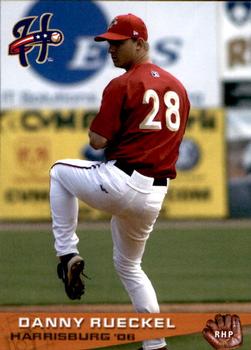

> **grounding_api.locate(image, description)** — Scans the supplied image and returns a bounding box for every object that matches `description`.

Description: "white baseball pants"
[50,159,169,350]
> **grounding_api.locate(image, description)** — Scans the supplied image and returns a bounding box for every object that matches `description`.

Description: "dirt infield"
[1,218,251,231]
[1,303,251,313]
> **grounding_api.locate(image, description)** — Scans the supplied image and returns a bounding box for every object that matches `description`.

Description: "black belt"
[114,161,167,186]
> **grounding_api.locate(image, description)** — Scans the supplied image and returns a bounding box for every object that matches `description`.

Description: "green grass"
[0,226,251,305]
[0,226,251,349]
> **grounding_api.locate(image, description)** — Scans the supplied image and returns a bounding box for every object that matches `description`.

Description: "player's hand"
[202,314,243,349]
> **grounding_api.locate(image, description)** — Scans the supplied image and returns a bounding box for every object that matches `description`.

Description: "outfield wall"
[0,108,227,220]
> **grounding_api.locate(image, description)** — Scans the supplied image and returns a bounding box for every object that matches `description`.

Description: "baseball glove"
[202,314,243,349]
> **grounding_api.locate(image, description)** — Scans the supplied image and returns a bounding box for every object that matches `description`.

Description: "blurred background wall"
[1,1,251,220]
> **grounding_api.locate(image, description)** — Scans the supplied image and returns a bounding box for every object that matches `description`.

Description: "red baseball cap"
[94,13,148,42]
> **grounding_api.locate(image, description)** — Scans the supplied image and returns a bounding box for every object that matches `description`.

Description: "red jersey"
[90,62,190,179]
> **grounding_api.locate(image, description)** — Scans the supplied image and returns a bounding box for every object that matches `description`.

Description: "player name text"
[18,317,176,329]
[90,317,176,329]
[19,317,84,329]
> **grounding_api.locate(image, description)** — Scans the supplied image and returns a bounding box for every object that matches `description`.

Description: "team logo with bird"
[8,13,64,67]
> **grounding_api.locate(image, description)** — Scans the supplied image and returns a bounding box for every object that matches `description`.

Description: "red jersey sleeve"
[90,78,125,141]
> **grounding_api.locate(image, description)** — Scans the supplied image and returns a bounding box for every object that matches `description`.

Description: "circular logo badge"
[26,0,108,84]
[225,1,251,26]
[176,138,200,171]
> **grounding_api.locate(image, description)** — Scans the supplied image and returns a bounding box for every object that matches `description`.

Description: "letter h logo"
[9,13,64,67]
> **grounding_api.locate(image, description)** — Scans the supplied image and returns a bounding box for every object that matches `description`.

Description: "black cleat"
[57,254,88,300]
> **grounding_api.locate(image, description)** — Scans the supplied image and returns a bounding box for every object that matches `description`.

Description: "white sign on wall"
[219,1,251,80]
[1,1,220,109]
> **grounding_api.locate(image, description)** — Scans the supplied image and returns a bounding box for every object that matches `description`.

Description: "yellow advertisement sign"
[163,109,227,218]
[0,109,102,220]
[0,109,227,220]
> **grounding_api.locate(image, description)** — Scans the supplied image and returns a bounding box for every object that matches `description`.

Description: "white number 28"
[139,89,180,131]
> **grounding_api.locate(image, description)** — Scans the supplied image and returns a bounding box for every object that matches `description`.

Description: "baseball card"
[1,1,251,350]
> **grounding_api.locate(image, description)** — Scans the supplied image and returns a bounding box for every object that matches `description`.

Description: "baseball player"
[50,13,190,350]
